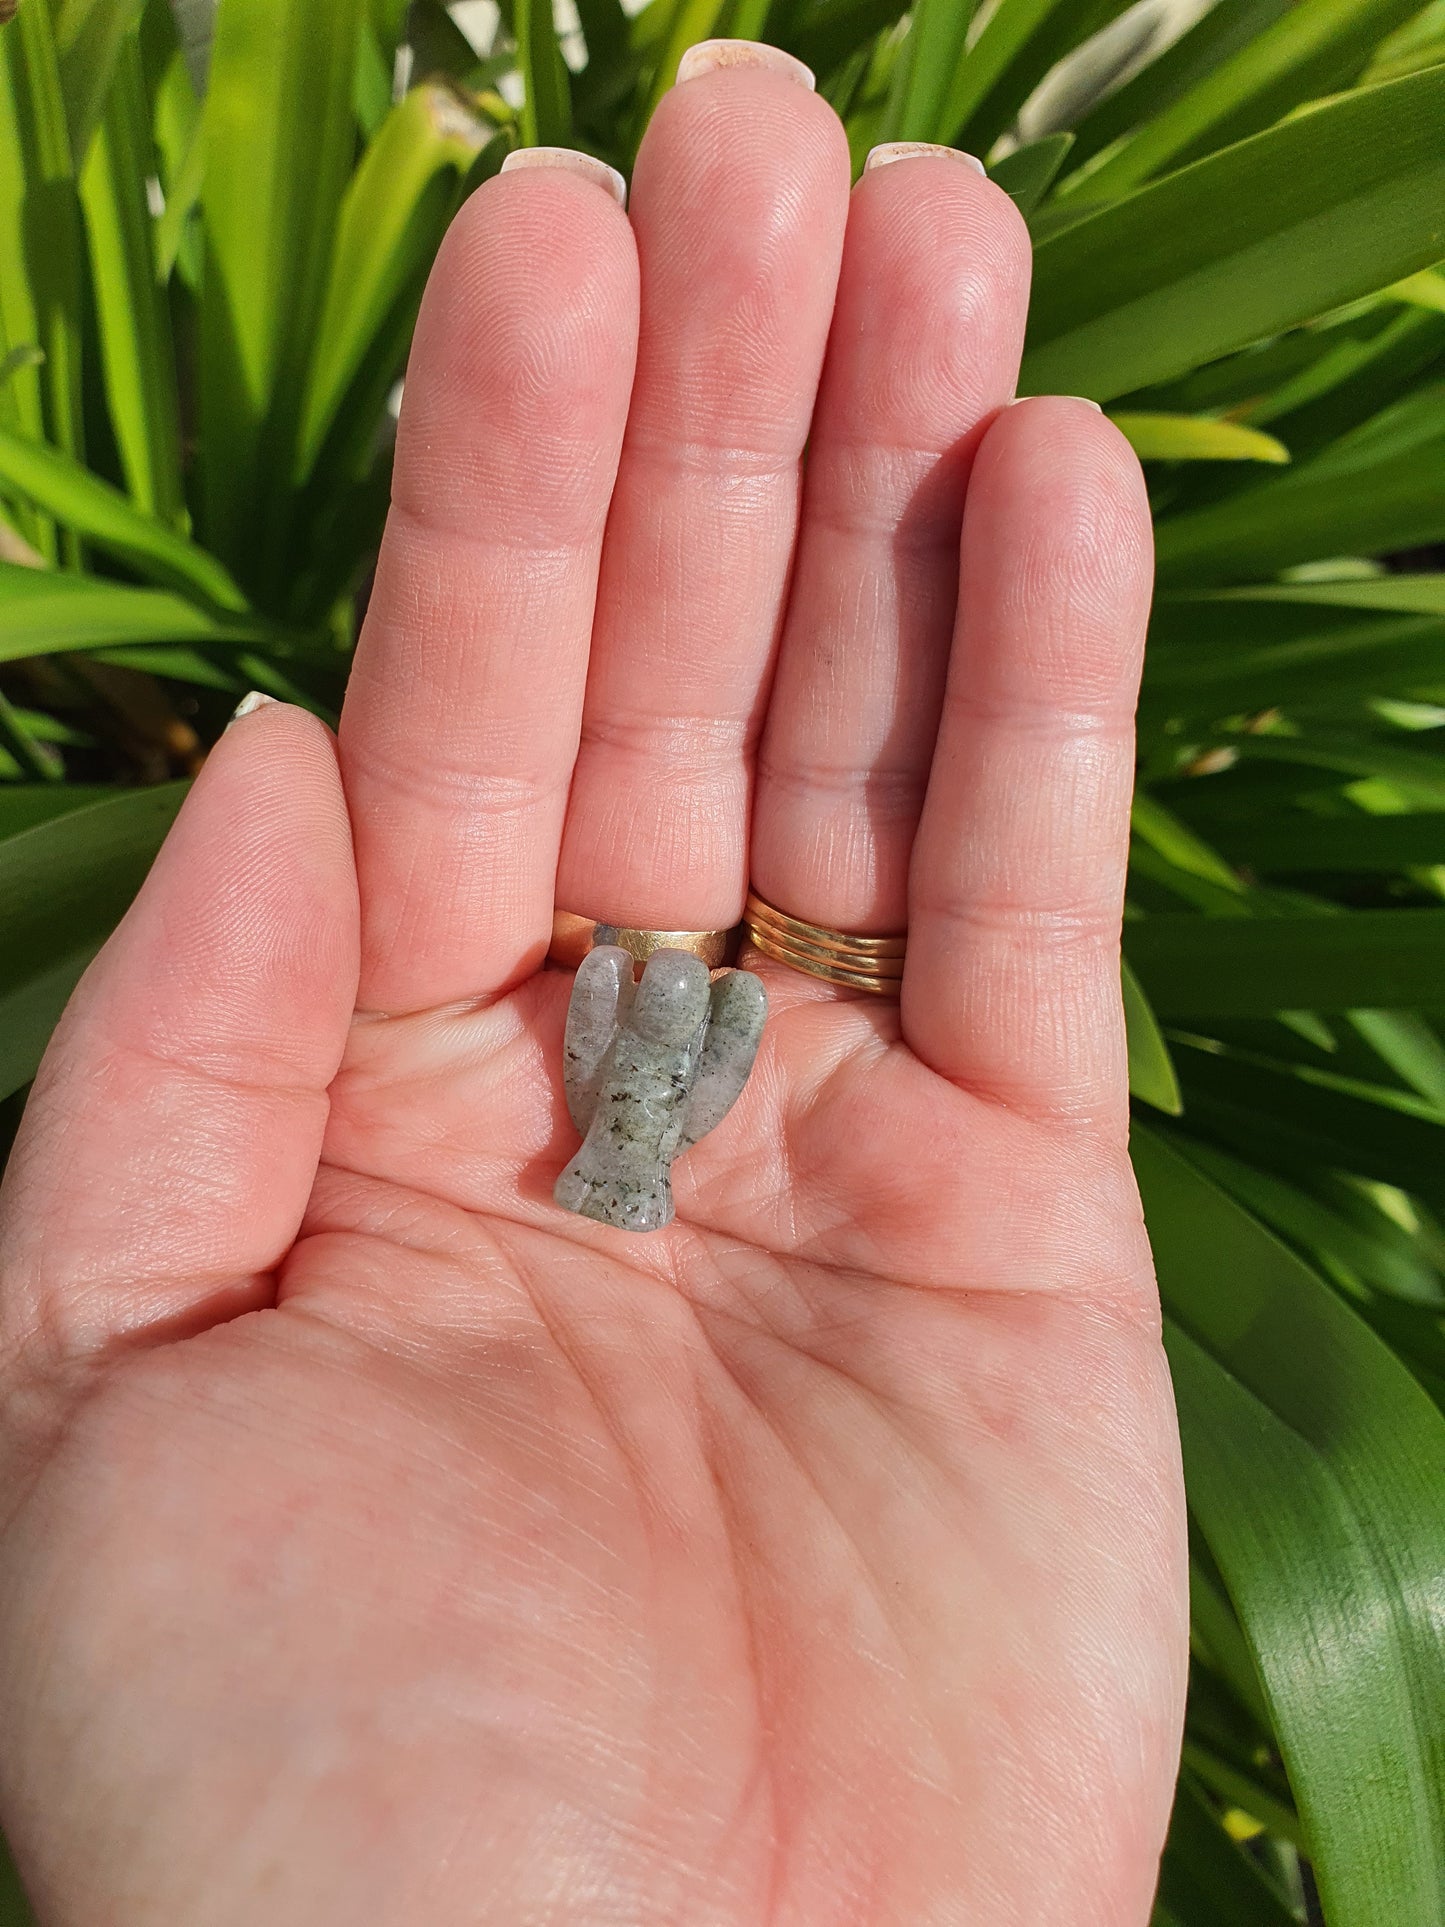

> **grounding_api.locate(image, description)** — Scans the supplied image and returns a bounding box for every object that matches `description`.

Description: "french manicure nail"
[676,40,815,89]
[1010,395,1104,411]
[226,689,280,730]
[864,141,986,175]
[499,146,628,208]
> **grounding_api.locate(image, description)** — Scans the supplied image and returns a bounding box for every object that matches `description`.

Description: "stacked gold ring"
[743,892,906,997]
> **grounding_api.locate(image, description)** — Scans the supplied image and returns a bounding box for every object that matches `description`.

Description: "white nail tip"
[675,40,815,90]
[226,690,280,729]
[1009,395,1104,411]
[499,147,628,207]
[864,141,987,175]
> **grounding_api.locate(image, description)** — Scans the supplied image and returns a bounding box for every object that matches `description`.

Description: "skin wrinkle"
[691,1304,976,1919]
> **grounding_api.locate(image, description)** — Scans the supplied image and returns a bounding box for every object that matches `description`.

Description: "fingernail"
[1010,394,1104,411]
[864,141,986,175]
[225,689,280,730]
[499,146,628,208]
[676,40,815,89]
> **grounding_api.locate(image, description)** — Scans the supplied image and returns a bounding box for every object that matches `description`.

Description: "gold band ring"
[549,911,738,974]
[742,892,906,998]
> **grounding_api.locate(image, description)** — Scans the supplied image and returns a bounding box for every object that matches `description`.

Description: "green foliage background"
[2,0,1445,1921]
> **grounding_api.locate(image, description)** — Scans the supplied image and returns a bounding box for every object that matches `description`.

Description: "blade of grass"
[1138,1124,1445,1927]
[0,561,275,659]
[987,131,1073,217]
[1113,413,1290,463]
[516,0,573,145]
[1155,383,1445,584]
[1066,0,1428,205]
[294,84,487,487]
[1125,957,1183,1113]
[0,780,187,1098]
[941,0,1135,154]
[199,0,365,594]
[1126,907,1445,1015]
[878,0,979,143]
[1067,0,1293,172]
[0,0,86,534]
[0,428,245,607]
[1156,1773,1300,1927]
[1021,64,1445,403]
[49,0,146,164]
[78,32,184,522]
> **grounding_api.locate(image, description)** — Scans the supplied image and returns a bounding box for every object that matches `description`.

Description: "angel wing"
[679,969,767,1151]
[561,945,635,1133]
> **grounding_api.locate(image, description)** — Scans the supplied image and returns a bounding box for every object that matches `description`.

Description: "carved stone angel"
[554,946,767,1232]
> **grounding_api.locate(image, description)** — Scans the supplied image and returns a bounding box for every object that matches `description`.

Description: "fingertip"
[977,395,1154,574]
[393,157,640,542]
[641,43,850,208]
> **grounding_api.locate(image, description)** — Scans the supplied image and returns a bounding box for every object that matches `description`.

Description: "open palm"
[0,52,1185,1927]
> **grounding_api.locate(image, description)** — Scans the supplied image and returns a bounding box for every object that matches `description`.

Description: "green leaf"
[1213,809,1445,874]
[1067,0,1428,204]
[0,561,275,661]
[516,0,573,144]
[1156,1773,1299,1927]
[940,0,1134,155]
[1127,907,1445,1016]
[77,33,184,523]
[1183,1131,1445,1309]
[1142,607,1445,719]
[986,132,1073,217]
[1067,0,1294,173]
[789,0,910,83]
[1201,574,1445,617]
[1020,64,1445,404]
[1124,956,1183,1113]
[0,428,247,609]
[1132,791,1248,895]
[153,103,204,285]
[1222,732,1445,806]
[1137,1125,1445,1927]
[1113,412,1290,463]
[0,0,86,534]
[0,780,186,1099]
[641,0,725,128]
[1155,383,1445,585]
[880,0,979,144]
[1389,267,1445,315]
[1172,1040,1445,1208]
[294,83,487,487]
[49,0,147,164]
[91,644,243,691]
[0,782,118,834]
[199,0,365,592]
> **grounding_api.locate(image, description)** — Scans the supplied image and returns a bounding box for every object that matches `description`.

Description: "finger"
[0,701,359,1392]
[904,399,1153,1125]
[751,145,1031,932]
[552,45,851,931]
[340,158,639,1012]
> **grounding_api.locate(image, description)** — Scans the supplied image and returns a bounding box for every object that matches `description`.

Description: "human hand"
[0,46,1185,1926]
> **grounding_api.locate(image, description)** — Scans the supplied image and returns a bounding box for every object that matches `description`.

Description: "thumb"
[0,697,359,1396]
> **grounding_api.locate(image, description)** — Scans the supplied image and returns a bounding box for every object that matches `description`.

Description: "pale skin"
[0,50,1187,1927]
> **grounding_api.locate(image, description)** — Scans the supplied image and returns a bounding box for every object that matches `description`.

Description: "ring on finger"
[742,891,906,997]
[549,910,738,975]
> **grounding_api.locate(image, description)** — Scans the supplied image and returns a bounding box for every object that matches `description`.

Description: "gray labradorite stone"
[554,946,767,1233]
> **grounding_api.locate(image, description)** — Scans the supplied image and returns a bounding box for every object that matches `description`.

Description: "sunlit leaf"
[1138,1126,1445,1927]
[1022,65,1445,402]
[1113,412,1290,463]
[0,781,186,1099]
